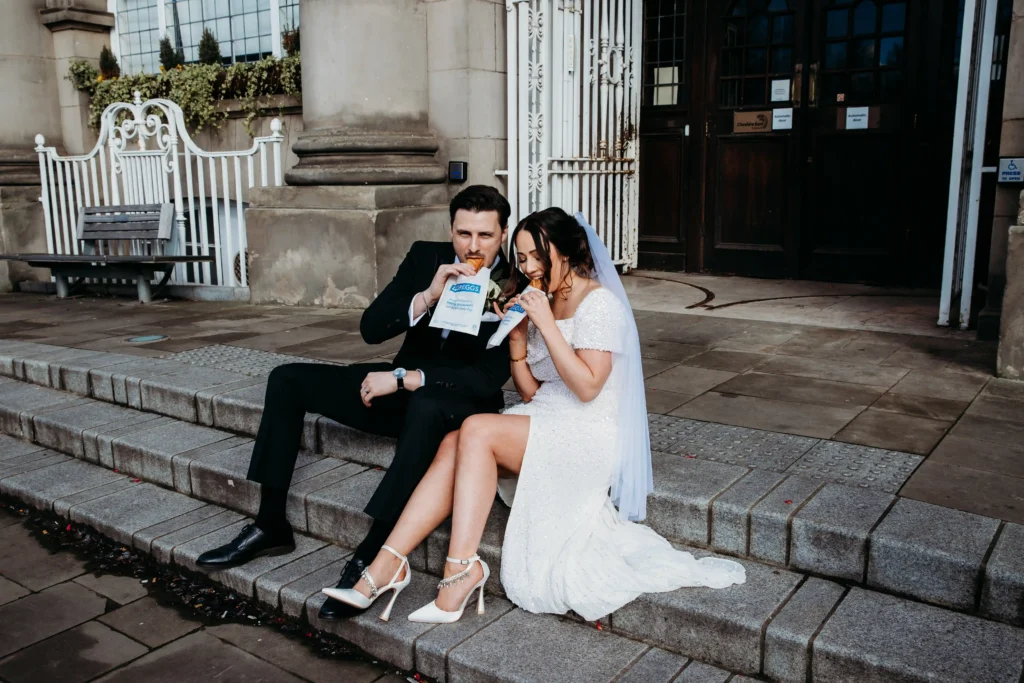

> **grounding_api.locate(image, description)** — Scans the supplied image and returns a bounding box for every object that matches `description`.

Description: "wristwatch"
[393,367,407,390]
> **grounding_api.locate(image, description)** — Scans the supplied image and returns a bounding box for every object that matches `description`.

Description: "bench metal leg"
[136,277,152,304]
[55,275,70,299]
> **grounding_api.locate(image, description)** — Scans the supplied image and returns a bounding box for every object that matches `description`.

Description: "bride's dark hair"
[504,207,595,300]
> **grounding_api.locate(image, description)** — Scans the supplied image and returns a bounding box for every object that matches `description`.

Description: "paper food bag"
[486,283,544,349]
[429,266,492,336]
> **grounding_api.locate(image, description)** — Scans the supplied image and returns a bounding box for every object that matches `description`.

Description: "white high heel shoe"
[407,554,490,624]
[321,544,410,622]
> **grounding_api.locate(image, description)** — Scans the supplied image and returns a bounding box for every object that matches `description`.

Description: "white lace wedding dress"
[497,287,746,621]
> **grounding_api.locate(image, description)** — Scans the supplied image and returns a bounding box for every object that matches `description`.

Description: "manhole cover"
[126,335,168,344]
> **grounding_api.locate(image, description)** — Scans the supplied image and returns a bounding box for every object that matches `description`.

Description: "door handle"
[793,63,803,106]
[809,62,820,108]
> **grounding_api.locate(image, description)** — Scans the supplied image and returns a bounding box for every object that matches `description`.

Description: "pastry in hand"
[466,257,485,273]
[529,279,544,291]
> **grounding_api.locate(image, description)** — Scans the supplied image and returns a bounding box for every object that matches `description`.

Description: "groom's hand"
[360,371,398,407]
[425,263,478,305]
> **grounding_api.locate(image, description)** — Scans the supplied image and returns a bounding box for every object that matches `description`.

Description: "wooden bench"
[0,203,214,303]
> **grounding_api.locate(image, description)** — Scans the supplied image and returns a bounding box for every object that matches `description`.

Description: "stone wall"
[997,192,1024,379]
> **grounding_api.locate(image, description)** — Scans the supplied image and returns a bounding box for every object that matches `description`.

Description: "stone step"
[2,438,1023,683]
[0,352,1020,630]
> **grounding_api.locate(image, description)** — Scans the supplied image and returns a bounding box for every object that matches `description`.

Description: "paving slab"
[710,468,786,555]
[90,630,305,683]
[0,575,29,607]
[0,523,87,590]
[305,469,382,549]
[899,459,1024,524]
[55,352,140,396]
[0,620,148,683]
[195,377,266,426]
[16,348,109,387]
[171,435,252,494]
[868,498,1000,610]
[790,484,894,581]
[0,433,46,462]
[53,478,141,516]
[764,577,846,683]
[448,608,648,683]
[88,358,191,406]
[205,622,385,683]
[132,503,227,553]
[929,434,1024,479]
[871,392,970,422]
[614,551,801,673]
[32,400,158,457]
[834,408,950,455]
[98,595,201,648]
[70,482,208,545]
[73,572,149,605]
[783,440,923,494]
[139,366,254,422]
[110,420,233,487]
[647,454,748,545]
[209,381,267,435]
[951,413,1024,449]
[671,392,862,439]
[647,414,709,454]
[149,509,245,564]
[0,382,89,439]
[318,417,397,468]
[813,588,1024,682]
[673,423,817,471]
[673,661,732,683]
[713,372,887,408]
[253,543,350,609]
[889,368,988,402]
[613,648,688,683]
[0,450,71,479]
[85,415,175,468]
[0,459,124,512]
[981,523,1024,626]
[646,365,737,395]
[0,583,107,659]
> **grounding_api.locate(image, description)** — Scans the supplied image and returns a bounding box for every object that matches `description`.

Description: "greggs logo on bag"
[450,283,482,294]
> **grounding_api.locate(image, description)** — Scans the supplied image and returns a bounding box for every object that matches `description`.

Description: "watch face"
[393,368,407,379]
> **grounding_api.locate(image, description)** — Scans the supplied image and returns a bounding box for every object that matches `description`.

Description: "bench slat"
[82,214,163,224]
[82,230,161,241]
[83,204,164,215]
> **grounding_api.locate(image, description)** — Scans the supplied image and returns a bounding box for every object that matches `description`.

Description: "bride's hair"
[504,207,596,300]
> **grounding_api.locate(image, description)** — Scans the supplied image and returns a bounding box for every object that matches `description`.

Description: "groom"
[196,185,513,619]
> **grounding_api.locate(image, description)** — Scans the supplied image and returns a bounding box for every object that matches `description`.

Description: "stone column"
[0,0,66,291]
[979,0,1024,340]
[997,194,1024,379]
[246,0,453,308]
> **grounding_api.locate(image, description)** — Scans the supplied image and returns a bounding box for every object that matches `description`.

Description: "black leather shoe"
[317,557,368,620]
[196,524,295,569]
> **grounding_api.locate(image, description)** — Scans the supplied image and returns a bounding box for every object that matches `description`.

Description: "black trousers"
[246,362,491,522]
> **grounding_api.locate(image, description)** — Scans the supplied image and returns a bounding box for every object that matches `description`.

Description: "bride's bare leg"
[437,414,530,611]
[352,431,460,598]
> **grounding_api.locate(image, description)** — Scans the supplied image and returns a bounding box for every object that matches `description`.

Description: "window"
[642,0,687,107]
[820,0,908,104]
[718,0,795,108]
[116,0,162,75]
[115,0,300,73]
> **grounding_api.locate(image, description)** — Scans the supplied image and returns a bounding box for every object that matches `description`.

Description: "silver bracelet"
[417,291,432,317]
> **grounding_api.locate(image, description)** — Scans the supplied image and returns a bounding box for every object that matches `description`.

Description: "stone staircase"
[0,339,1023,683]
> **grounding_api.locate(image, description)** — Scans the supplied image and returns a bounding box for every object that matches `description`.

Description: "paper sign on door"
[846,107,870,130]
[771,79,790,102]
[773,108,793,130]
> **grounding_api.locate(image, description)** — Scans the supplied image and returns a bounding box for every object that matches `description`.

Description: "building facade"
[0,0,1021,376]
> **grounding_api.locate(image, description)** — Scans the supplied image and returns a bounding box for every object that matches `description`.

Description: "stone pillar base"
[997,224,1024,379]
[0,185,51,292]
[245,184,452,308]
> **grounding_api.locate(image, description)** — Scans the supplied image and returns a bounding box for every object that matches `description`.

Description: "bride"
[324,208,745,623]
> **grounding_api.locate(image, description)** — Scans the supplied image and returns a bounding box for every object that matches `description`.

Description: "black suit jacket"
[360,241,512,411]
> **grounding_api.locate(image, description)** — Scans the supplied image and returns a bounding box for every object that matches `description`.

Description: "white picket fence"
[34,91,285,290]
[505,0,642,268]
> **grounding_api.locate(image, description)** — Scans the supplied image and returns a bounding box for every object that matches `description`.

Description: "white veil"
[574,212,653,521]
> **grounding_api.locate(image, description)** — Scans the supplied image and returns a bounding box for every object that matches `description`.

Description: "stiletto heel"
[408,554,490,624]
[322,545,410,621]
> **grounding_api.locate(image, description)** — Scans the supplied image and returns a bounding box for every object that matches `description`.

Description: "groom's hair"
[449,185,511,229]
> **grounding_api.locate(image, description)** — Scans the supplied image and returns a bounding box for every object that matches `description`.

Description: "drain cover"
[126,335,168,344]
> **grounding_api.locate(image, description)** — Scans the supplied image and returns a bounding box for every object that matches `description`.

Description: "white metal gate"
[505,0,642,268]
[34,92,285,290]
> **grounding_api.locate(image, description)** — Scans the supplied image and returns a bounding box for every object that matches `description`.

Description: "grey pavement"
[0,507,410,683]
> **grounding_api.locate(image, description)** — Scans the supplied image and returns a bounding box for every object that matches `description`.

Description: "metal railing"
[34,91,285,289]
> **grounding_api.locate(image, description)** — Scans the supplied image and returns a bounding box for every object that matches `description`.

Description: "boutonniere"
[484,277,510,312]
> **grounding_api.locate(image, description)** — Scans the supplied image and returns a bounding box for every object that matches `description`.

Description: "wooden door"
[800,0,923,283]
[637,0,706,271]
[703,0,808,278]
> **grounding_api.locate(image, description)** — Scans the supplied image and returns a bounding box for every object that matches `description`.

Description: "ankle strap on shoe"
[445,554,480,566]
[381,544,408,563]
